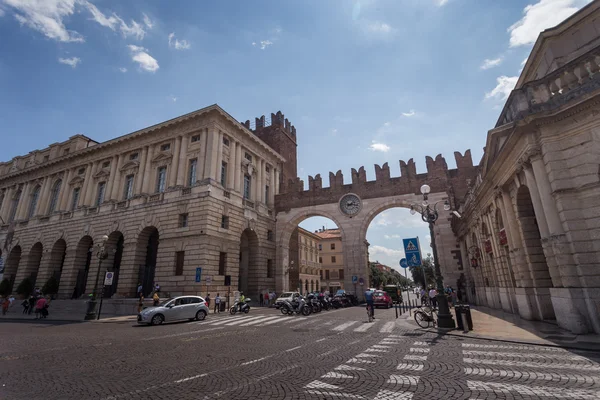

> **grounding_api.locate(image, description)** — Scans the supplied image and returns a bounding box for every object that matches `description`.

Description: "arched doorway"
[239,228,259,297]
[47,239,67,289]
[22,242,43,287]
[73,236,93,299]
[4,246,22,292]
[516,185,556,320]
[103,231,124,298]
[135,227,159,297]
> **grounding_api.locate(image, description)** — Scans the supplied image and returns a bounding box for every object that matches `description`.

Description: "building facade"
[0,105,296,303]
[454,1,600,334]
[297,227,320,294]
[315,229,345,294]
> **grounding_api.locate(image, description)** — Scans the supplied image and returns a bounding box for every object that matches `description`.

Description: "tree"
[409,253,436,289]
[369,262,414,289]
[42,276,59,295]
[0,279,11,297]
[16,277,34,297]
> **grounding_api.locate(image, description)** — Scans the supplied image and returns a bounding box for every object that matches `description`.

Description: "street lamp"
[84,234,109,320]
[409,184,456,329]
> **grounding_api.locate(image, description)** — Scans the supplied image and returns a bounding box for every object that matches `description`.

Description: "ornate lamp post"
[84,234,109,320]
[410,184,456,329]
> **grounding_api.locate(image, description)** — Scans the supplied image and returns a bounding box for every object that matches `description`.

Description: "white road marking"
[261,317,289,326]
[332,321,359,331]
[240,356,270,366]
[409,348,430,353]
[335,365,365,371]
[239,316,281,326]
[305,380,340,390]
[142,327,223,341]
[404,355,427,361]
[412,341,430,346]
[380,322,395,333]
[286,346,303,352]
[463,350,586,361]
[463,358,600,371]
[347,357,376,364]
[396,362,424,371]
[372,345,391,349]
[464,367,600,384]
[321,371,354,379]
[387,375,420,385]
[467,380,600,398]
[354,322,376,332]
[462,343,567,352]
[373,389,413,399]
[316,338,327,342]
[208,317,249,326]
[174,373,206,383]
[355,353,378,358]
[224,316,264,326]
[305,390,366,399]
[365,348,388,353]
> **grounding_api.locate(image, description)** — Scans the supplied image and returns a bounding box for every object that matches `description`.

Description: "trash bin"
[454,305,464,330]
[455,304,473,331]
[463,304,473,331]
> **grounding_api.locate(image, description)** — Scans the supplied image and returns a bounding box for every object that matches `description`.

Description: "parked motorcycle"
[307,294,321,313]
[230,298,251,314]
[280,296,312,316]
[318,295,331,311]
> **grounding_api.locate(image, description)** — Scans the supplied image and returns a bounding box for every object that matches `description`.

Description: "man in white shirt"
[428,288,438,308]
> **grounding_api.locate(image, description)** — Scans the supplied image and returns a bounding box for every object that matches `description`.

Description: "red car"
[373,290,393,309]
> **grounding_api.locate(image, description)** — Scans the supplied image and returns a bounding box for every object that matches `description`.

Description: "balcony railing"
[497,44,600,127]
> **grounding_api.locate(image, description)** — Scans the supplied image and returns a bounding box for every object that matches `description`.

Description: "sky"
[0,0,592,270]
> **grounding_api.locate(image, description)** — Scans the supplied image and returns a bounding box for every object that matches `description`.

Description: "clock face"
[339,194,362,216]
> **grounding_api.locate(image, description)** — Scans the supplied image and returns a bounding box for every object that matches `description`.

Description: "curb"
[0,318,87,324]
[419,327,600,352]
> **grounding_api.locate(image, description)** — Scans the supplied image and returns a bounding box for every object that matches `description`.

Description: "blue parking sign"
[195,267,202,283]
[403,238,422,267]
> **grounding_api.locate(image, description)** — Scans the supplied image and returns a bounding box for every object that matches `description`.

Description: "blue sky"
[0,0,591,269]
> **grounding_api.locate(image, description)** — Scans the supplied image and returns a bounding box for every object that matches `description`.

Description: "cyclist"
[365,289,375,320]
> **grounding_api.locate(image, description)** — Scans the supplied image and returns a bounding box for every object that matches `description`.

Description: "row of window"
[318,256,337,263]
[174,251,274,278]
[319,269,345,280]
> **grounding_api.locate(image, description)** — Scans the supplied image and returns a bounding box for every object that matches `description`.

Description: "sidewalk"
[400,305,600,351]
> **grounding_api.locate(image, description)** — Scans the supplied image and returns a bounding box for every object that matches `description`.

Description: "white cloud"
[114,15,145,39]
[370,245,405,259]
[480,57,503,70]
[259,40,273,49]
[168,32,191,50]
[401,110,416,117]
[485,76,518,100]
[85,2,146,40]
[367,21,393,34]
[436,0,449,5]
[168,95,177,102]
[251,41,256,46]
[58,56,80,67]
[142,13,153,29]
[0,7,5,17]
[127,44,159,72]
[369,142,390,152]
[119,67,127,73]
[384,234,401,239]
[4,0,84,42]
[508,0,591,47]
[331,128,338,136]
[85,1,118,29]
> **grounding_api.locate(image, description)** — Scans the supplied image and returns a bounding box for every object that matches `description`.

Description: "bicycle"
[414,306,437,328]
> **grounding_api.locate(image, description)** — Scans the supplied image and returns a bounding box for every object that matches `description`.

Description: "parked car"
[137,295,209,325]
[383,285,403,304]
[275,292,300,309]
[373,290,393,309]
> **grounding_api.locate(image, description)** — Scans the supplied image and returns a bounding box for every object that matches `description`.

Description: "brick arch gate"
[275,151,478,301]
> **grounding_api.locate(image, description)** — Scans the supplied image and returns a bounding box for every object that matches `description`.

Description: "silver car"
[137,295,209,325]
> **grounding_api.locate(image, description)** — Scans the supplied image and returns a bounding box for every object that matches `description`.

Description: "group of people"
[1,287,50,319]
[258,291,277,307]
[137,282,161,313]
[417,285,458,308]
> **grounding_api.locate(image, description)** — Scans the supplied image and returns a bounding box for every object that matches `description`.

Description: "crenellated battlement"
[276,150,478,212]
[242,111,297,140]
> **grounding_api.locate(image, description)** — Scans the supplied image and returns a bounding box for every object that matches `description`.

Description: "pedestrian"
[8,295,15,310]
[214,293,221,314]
[429,287,438,308]
[28,296,36,315]
[154,282,160,294]
[269,291,275,307]
[137,283,143,297]
[21,298,29,314]
[1,297,9,315]
[137,293,144,313]
[264,292,269,307]
[259,291,264,307]
[205,293,211,309]
[35,296,48,319]
[152,291,160,307]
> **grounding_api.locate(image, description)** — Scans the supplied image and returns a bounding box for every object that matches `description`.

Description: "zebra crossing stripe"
[354,322,375,332]
[332,321,359,331]
[306,390,366,399]
[467,380,600,399]
[462,343,567,352]
[412,341,430,346]
[409,348,430,353]
[387,375,420,385]
[373,390,413,399]
[335,364,364,371]
[321,371,354,379]
[205,316,239,325]
[223,316,264,326]
[396,362,424,371]
[380,322,395,333]
[347,357,376,364]
[463,367,600,384]
[365,348,388,353]
[463,350,586,361]
[404,355,427,361]
[463,358,600,371]
[238,316,281,326]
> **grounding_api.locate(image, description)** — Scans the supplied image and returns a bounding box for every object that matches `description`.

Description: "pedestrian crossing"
[197,314,401,333]
[303,336,600,399]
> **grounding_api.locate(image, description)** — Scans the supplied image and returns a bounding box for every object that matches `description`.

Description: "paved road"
[1,306,599,399]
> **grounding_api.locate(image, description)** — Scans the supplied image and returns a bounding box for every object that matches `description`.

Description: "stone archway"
[37,239,67,291]
[70,236,93,299]
[134,227,159,297]
[239,228,259,298]
[17,242,43,287]
[4,246,22,292]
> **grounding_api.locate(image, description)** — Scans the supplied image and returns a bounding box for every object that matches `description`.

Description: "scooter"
[230,298,251,314]
[280,296,311,316]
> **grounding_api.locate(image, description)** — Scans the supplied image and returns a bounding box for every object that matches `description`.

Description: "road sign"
[195,267,202,283]
[206,276,212,285]
[399,258,408,269]
[358,278,364,286]
[352,275,358,284]
[104,272,114,286]
[403,238,422,267]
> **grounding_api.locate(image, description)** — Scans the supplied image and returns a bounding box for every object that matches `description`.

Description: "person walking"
[137,293,144,313]
[28,296,36,315]
[137,283,143,297]
[428,287,438,308]
[34,296,48,319]
[259,291,264,307]
[1,297,9,315]
[214,293,220,314]
[21,298,29,314]
[152,291,160,307]
[264,292,269,307]
[205,293,211,310]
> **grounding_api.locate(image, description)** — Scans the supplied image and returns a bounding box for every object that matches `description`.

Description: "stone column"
[134,146,148,195]
[15,182,30,220]
[0,187,14,222]
[274,168,280,195]
[523,166,550,238]
[204,127,217,182]
[59,169,73,210]
[110,155,124,201]
[169,136,182,188]
[269,167,275,205]
[256,158,263,203]
[198,129,207,181]
[141,145,155,194]
[83,161,98,206]
[234,142,242,192]
[176,135,189,187]
[227,141,236,190]
[39,176,52,214]
[214,131,224,183]
[531,156,563,235]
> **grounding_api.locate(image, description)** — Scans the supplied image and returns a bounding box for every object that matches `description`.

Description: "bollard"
[461,311,469,333]
[395,302,399,318]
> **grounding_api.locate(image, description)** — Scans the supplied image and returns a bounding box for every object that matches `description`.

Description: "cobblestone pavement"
[1,306,599,400]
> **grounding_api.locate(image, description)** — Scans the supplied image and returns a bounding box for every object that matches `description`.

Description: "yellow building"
[315,228,345,294]
[297,227,320,294]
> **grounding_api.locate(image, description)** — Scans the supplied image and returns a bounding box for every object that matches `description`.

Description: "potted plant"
[42,276,59,300]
